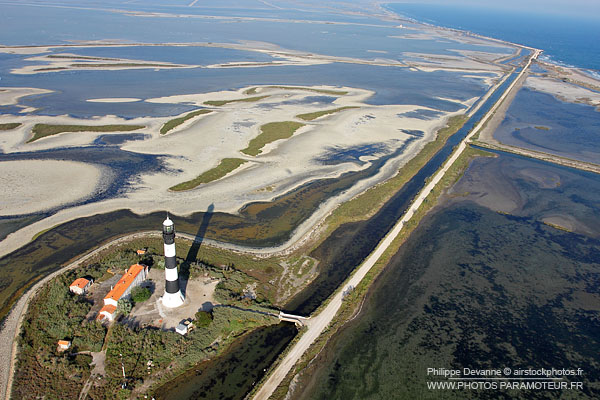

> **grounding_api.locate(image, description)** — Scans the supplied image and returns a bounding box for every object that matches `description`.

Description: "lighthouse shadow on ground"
[179,203,214,296]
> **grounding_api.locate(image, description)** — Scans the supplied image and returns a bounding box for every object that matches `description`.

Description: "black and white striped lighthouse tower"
[162,215,184,308]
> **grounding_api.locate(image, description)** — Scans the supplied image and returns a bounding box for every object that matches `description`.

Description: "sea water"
[386,3,600,71]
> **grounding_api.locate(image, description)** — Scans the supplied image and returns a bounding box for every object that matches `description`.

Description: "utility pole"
[120,353,126,389]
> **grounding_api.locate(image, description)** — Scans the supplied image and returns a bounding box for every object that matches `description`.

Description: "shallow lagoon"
[296,151,600,399]
[493,88,600,164]
[4,63,489,118]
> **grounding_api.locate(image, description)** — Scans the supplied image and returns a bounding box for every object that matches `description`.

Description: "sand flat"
[0,160,103,216]
[0,87,53,106]
[0,84,470,258]
[87,98,141,103]
[525,76,600,107]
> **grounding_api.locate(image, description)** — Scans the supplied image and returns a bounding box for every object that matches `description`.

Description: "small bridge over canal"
[277,311,310,326]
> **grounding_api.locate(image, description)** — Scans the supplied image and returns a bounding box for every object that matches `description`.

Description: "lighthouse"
[162,216,184,308]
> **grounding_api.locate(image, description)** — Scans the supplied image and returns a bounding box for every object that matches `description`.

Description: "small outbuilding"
[176,320,194,336]
[69,278,92,295]
[175,322,188,335]
[57,340,71,352]
[98,304,117,322]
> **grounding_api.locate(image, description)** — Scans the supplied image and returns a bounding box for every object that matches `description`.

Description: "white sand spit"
[0,87,53,106]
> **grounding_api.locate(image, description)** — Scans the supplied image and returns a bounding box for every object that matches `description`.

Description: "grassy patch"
[296,106,358,121]
[28,124,145,143]
[534,125,551,131]
[31,224,62,242]
[0,123,21,131]
[160,109,212,135]
[204,95,268,106]
[34,67,68,72]
[543,221,572,232]
[266,86,348,96]
[169,158,248,191]
[241,121,305,156]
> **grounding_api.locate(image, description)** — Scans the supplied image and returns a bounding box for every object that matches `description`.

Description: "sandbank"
[0,160,103,216]
[524,76,600,108]
[11,53,197,75]
[0,87,53,106]
[87,98,142,103]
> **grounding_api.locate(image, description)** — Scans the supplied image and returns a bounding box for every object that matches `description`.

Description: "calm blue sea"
[386,3,600,71]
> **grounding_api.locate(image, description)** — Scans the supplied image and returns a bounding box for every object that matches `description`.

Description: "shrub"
[195,311,213,327]
[131,286,151,303]
[117,299,132,316]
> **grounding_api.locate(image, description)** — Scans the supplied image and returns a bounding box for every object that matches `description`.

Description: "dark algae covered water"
[293,151,600,399]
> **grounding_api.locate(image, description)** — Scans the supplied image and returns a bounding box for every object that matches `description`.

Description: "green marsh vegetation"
[203,95,268,106]
[296,106,358,121]
[266,86,348,96]
[169,158,248,191]
[241,121,305,156]
[28,123,145,143]
[0,122,21,130]
[160,109,212,135]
